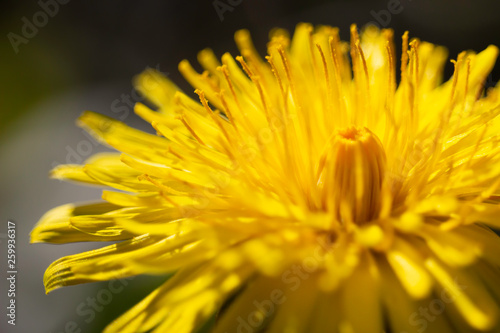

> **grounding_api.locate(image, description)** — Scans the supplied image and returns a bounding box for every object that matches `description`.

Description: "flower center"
[317,126,387,224]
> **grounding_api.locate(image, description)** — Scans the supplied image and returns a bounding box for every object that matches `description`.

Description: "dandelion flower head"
[32,23,500,333]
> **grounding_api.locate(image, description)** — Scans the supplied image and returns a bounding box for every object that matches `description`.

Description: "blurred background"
[1,0,500,332]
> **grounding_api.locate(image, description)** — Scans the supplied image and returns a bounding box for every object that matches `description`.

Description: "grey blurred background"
[1,0,500,332]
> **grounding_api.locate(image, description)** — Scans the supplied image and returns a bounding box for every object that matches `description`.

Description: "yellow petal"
[386,237,432,299]
[30,202,129,244]
[339,251,383,333]
[425,257,499,331]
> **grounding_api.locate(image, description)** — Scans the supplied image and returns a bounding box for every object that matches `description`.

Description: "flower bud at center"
[318,126,387,224]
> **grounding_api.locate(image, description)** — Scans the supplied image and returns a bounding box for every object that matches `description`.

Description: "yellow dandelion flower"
[32,23,500,333]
